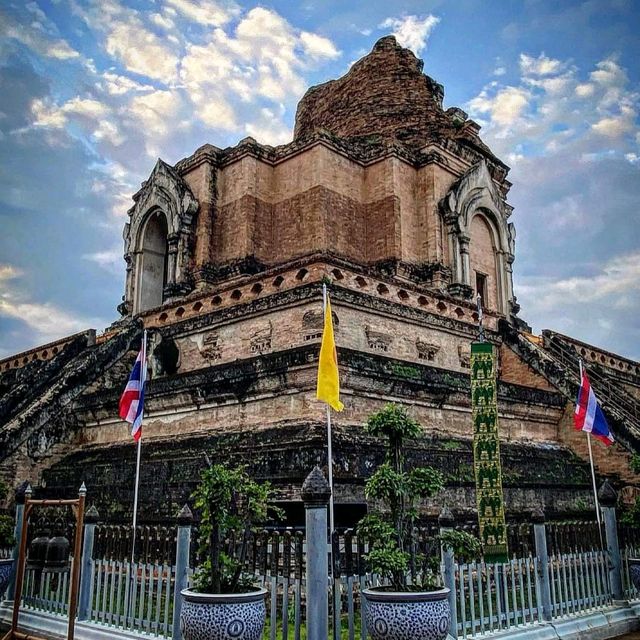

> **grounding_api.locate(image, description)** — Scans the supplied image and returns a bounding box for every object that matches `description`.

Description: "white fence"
[456,550,614,639]
[88,559,175,637]
[548,551,611,617]
[622,545,639,601]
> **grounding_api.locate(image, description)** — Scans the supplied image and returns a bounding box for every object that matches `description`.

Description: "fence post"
[6,482,28,601]
[439,507,458,638]
[172,504,193,640]
[533,507,552,622]
[77,505,99,621]
[599,480,624,601]
[302,466,331,640]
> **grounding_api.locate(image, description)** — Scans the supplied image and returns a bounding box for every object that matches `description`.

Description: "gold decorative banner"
[471,342,508,562]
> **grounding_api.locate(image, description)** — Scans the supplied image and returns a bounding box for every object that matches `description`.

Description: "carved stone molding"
[458,345,471,369]
[200,333,222,362]
[416,340,440,362]
[365,326,392,352]
[250,322,273,354]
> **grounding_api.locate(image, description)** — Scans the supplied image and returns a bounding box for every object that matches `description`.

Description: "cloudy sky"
[0,0,639,360]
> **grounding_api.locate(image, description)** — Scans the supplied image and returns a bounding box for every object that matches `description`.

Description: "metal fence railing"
[622,545,640,601]
[548,551,611,617]
[4,518,638,640]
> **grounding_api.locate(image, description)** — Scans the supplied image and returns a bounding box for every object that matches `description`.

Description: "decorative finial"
[438,506,454,527]
[15,480,30,504]
[25,483,33,499]
[79,482,87,496]
[531,507,546,524]
[176,504,194,525]
[597,479,617,507]
[84,506,100,524]
[301,466,331,506]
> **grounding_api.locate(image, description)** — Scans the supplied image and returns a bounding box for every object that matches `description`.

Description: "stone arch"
[439,159,515,316]
[122,159,198,315]
[135,209,169,312]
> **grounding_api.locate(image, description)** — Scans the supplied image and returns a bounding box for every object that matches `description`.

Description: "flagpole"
[322,284,336,536]
[579,359,604,545]
[127,329,147,623]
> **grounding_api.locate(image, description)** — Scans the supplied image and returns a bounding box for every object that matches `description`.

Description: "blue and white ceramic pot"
[363,586,451,640]
[180,587,267,640]
[629,558,640,592]
[0,558,13,599]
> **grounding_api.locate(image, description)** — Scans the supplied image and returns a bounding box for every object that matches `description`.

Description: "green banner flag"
[470,342,508,562]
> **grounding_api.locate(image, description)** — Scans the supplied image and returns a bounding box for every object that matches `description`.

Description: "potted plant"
[358,404,479,640]
[180,463,283,640]
[0,479,16,597]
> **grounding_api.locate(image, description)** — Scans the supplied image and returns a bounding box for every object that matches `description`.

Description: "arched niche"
[439,159,516,316]
[469,212,500,312]
[136,210,169,312]
[121,158,198,316]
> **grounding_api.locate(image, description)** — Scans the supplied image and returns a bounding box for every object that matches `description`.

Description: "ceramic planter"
[363,586,451,640]
[180,587,267,640]
[629,558,640,591]
[0,558,13,598]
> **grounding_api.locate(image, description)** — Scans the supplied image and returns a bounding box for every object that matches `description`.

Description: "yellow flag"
[316,296,344,411]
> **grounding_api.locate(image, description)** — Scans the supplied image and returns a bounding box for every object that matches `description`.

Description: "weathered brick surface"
[294,36,479,152]
[499,344,555,391]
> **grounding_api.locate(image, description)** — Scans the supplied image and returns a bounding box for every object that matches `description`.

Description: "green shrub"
[358,404,478,591]
[192,463,282,593]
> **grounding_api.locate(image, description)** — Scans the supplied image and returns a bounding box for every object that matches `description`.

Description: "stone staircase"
[499,320,640,453]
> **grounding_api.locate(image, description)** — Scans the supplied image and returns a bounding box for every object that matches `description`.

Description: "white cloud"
[519,53,563,76]
[519,252,640,312]
[99,71,154,96]
[105,22,179,81]
[0,265,22,282]
[149,12,176,31]
[467,53,639,161]
[165,0,238,27]
[0,7,80,60]
[0,266,106,346]
[127,90,182,138]
[179,6,341,136]
[300,32,340,60]
[469,86,530,127]
[82,248,122,274]
[379,14,439,55]
[245,106,292,145]
[592,104,637,137]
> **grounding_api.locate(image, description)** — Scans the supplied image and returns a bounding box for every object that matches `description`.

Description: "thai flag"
[574,368,614,446]
[119,338,147,442]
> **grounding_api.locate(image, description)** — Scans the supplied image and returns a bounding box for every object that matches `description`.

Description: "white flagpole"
[130,329,147,561]
[127,329,147,622]
[579,359,603,544]
[322,284,335,536]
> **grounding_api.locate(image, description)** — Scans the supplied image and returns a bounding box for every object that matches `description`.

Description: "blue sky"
[0,0,639,360]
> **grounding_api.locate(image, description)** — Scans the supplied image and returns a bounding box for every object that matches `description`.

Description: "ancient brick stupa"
[1,37,638,524]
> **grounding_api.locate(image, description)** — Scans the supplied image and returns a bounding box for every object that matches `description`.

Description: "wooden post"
[1,485,87,640]
[4,485,32,640]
